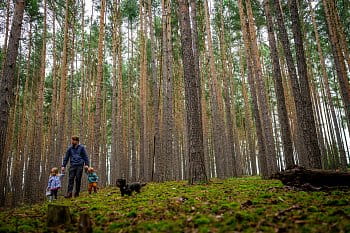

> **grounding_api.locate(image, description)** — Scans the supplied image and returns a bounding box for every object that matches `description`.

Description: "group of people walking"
[46,136,98,201]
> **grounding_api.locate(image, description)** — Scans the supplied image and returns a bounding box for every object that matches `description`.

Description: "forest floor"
[0,177,349,233]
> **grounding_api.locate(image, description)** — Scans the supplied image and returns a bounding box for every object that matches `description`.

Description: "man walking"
[61,136,89,198]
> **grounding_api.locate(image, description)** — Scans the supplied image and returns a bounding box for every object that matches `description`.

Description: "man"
[61,136,89,198]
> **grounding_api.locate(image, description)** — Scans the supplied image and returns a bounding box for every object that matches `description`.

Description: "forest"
[0,0,350,232]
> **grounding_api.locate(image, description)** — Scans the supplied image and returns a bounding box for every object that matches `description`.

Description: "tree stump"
[272,166,350,189]
[47,204,71,227]
[78,213,93,233]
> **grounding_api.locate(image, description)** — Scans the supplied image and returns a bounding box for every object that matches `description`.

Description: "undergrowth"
[0,177,349,232]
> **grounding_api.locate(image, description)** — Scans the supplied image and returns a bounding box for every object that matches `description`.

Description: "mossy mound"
[0,177,349,232]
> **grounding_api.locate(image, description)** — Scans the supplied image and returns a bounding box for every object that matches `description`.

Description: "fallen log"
[272,166,350,188]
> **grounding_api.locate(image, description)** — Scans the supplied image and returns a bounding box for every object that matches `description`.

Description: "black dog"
[116,178,146,196]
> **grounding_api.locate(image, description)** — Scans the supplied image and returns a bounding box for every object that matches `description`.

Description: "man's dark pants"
[68,166,83,194]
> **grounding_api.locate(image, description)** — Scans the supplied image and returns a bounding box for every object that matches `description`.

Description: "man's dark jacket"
[62,144,90,167]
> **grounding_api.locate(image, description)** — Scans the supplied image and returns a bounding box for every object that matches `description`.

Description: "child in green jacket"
[85,167,99,194]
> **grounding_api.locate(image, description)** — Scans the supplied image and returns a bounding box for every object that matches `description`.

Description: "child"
[46,167,64,201]
[86,167,99,194]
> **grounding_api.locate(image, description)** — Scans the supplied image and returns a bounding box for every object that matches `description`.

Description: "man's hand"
[84,165,89,171]
[61,167,65,172]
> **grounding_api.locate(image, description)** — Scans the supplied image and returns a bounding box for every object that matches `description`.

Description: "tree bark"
[204,0,228,178]
[57,0,70,165]
[271,0,310,167]
[219,0,239,177]
[240,58,257,176]
[322,0,350,137]
[264,0,294,169]
[0,0,26,206]
[139,0,147,181]
[92,0,106,170]
[116,0,125,180]
[111,0,120,184]
[238,0,270,177]
[245,0,278,176]
[48,4,59,169]
[308,1,347,170]
[287,0,322,169]
[25,0,48,204]
[1,0,11,72]
[148,0,160,182]
[178,0,207,184]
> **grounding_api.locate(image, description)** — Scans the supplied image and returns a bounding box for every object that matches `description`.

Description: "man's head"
[71,136,79,146]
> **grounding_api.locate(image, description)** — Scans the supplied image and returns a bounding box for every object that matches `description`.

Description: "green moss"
[193,215,211,225]
[109,221,130,230]
[326,199,349,206]
[17,225,35,232]
[1,178,349,233]
[0,226,16,233]
[126,209,137,218]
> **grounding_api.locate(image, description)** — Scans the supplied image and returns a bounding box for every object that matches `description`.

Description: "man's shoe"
[64,193,72,198]
[74,193,79,197]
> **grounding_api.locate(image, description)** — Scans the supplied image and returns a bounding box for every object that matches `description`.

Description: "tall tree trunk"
[92,0,106,169]
[139,0,147,181]
[204,0,228,178]
[190,0,209,179]
[6,81,21,206]
[12,25,32,206]
[27,0,48,204]
[67,28,75,140]
[226,55,246,175]
[148,0,160,182]
[329,0,350,71]
[322,0,350,136]
[100,92,108,185]
[0,0,26,206]
[309,1,347,170]
[264,0,294,169]
[1,0,11,72]
[111,0,119,184]
[245,0,278,176]
[57,0,70,165]
[80,0,86,143]
[178,0,207,184]
[117,25,125,180]
[200,56,211,178]
[157,0,174,181]
[126,18,134,181]
[49,4,59,169]
[219,0,238,177]
[271,0,310,167]
[113,0,124,180]
[238,0,271,177]
[239,56,256,175]
[287,0,322,168]
[130,98,136,181]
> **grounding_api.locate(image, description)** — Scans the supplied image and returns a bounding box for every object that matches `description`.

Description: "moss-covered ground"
[0,177,349,232]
